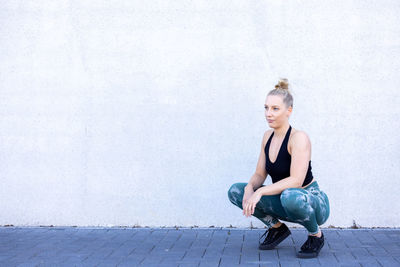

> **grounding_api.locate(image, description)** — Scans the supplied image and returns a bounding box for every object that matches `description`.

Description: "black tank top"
[264,125,313,186]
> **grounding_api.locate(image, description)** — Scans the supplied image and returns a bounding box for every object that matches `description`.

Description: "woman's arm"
[255,131,311,196]
[242,131,270,217]
[245,131,270,191]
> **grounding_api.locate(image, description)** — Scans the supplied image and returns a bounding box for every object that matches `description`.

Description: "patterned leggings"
[227,181,330,234]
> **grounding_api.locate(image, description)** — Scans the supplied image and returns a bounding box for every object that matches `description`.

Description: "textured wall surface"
[0,1,399,227]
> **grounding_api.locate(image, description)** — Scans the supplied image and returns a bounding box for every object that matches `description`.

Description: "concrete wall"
[0,0,399,227]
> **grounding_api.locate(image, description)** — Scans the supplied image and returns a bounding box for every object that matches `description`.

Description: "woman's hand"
[242,190,253,211]
[243,190,262,217]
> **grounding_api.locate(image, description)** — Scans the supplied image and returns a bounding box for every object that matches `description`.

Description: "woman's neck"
[273,123,290,138]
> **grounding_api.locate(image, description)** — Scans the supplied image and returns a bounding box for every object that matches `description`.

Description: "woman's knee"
[227,182,247,203]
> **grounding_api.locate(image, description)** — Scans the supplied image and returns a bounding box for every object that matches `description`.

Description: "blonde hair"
[267,78,293,108]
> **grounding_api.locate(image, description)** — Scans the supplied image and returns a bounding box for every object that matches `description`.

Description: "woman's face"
[264,95,292,128]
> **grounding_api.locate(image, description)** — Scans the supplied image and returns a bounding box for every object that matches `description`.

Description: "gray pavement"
[0,227,399,267]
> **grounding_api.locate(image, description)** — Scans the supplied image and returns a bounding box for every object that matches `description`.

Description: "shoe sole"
[296,241,324,258]
[258,229,291,250]
[296,251,318,258]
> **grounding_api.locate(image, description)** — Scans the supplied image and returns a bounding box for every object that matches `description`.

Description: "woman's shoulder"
[289,128,312,150]
[261,129,274,147]
[263,129,274,140]
[290,128,310,140]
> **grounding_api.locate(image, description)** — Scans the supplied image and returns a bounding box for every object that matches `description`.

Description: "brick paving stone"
[344,236,364,248]
[223,246,241,255]
[139,264,177,267]
[354,232,376,244]
[199,264,215,267]
[381,245,400,253]
[259,249,279,261]
[373,232,394,244]
[199,256,220,263]
[139,257,163,265]
[376,256,400,267]
[1,227,400,266]
[337,230,356,237]
[203,249,224,258]
[152,264,179,267]
[160,256,183,263]
[198,258,220,267]
[96,259,124,267]
[278,259,301,266]
[357,259,382,267]
[350,247,374,259]
[178,262,200,267]
[334,251,357,262]
[240,253,260,265]
[219,263,240,267]
[184,247,206,258]
[220,254,240,265]
[259,260,280,267]
[16,262,43,267]
[242,246,259,254]
[117,258,143,266]
[367,247,391,257]
[277,246,297,259]
[298,258,321,266]
[191,240,210,249]
[318,256,339,266]
[327,240,348,251]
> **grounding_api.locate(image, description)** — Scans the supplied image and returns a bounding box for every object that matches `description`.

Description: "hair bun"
[275,78,289,90]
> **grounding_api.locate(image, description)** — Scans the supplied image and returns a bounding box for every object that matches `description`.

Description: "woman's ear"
[287,106,293,116]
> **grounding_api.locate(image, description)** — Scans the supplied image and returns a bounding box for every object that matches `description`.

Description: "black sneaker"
[259,223,291,250]
[296,232,325,258]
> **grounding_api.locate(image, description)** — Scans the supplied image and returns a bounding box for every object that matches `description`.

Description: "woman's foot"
[259,223,291,250]
[296,231,325,258]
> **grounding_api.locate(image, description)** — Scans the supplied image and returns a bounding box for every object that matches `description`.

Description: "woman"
[227,78,330,258]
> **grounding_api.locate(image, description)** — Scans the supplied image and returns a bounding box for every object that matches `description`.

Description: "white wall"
[0,0,399,228]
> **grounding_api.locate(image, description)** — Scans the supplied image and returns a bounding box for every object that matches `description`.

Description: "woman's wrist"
[245,184,254,191]
[255,188,264,196]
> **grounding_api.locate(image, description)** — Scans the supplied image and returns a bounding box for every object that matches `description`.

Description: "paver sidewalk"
[0,227,399,266]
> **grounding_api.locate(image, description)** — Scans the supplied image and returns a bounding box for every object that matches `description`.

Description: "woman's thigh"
[257,187,291,221]
[280,185,330,225]
[228,183,290,221]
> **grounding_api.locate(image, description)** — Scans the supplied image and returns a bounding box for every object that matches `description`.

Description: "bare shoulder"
[262,129,274,145]
[289,128,311,153]
[291,129,311,142]
[264,129,274,138]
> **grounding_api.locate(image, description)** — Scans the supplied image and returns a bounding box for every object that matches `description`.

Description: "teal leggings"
[227,181,330,234]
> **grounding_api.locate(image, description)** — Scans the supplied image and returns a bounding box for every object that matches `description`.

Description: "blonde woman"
[227,78,330,258]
